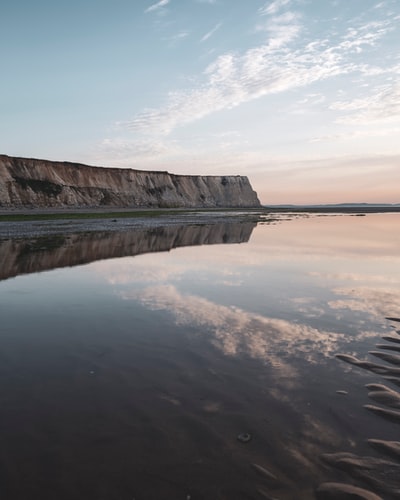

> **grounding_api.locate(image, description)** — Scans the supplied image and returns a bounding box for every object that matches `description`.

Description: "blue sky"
[1,0,399,204]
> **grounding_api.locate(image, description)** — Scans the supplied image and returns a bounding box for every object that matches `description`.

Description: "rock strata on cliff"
[0,155,260,208]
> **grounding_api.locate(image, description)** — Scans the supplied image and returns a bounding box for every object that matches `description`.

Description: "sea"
[0,212,399,499]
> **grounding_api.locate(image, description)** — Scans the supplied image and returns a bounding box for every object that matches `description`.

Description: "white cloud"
[259,0,292,16]
[310,126,400,143]
[96,137,182,165]
[256,10,302,47]
[166,30,190,46]
[145,0,170,14]
[121,13,394,136]
[331,83,400,125]
[341,20,392,52]
[200,22,222,43]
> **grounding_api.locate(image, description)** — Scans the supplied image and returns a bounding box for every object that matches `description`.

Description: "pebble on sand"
[237,432,252,443]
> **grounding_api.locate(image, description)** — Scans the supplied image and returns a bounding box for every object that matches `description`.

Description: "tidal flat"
[0,212,399,499]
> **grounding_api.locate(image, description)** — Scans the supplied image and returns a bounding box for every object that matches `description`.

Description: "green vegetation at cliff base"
[0,210,184,222]
[0,208,263,222]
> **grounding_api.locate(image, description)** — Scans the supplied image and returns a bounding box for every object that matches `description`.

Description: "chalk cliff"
[0,155,260,208]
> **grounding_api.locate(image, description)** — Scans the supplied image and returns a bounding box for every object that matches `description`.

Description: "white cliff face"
[0,155,260,208]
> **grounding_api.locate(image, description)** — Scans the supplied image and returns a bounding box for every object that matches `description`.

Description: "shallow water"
[0,213,399,499]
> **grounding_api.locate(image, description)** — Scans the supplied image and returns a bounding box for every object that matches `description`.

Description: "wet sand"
[0,311,328,499]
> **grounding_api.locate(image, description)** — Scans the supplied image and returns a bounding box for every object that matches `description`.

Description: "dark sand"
[332,318,400,499]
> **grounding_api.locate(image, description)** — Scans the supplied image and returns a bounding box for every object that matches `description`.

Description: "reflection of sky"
[88,213,400,370]
[2,213,400,487]
[119,283,376,371]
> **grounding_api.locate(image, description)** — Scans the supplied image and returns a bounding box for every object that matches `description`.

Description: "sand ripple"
[321,317,400,498]
[316,482,383,499]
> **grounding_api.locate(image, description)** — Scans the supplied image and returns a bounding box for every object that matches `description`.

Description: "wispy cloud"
[310,126,400,143]
[166,30,190,46]
[340,20,392,53]
[200,22,222,43]
[331,83,400,125]
[121,14,394,136]
[145,0,170,14]
[96,137,182,166]
[256,10,302,48]
[259,0,292,16]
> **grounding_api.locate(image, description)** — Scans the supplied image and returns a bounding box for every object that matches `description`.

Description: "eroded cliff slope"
[0,155,260,208]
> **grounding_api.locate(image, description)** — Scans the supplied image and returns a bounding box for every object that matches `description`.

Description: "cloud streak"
[331,83,400,125]
[122,14,394,136]
[259,0,292,16]
[145,0,170,14]
[200,22,222,43]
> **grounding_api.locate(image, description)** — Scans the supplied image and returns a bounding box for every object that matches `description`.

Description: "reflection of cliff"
[0,222,255,282]
[0,155,260,208]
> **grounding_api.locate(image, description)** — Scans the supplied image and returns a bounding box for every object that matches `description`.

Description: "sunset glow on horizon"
[1,0,399,204]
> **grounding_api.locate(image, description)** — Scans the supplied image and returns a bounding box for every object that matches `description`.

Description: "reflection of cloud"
[329,286,400,319]
[120,285,375,370]
[253,213,400,261]
[309,271,400,284]
[290,297,326,318]
[89,254,188,285]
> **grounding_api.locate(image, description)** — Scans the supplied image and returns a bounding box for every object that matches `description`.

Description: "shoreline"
[0,209,264,240]
[1,204,400,216]
[0,206,399,240]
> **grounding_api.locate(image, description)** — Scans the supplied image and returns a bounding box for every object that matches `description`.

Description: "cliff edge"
[0,155,260,209]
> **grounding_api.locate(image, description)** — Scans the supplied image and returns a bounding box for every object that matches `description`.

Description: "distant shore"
[266,205,400,213]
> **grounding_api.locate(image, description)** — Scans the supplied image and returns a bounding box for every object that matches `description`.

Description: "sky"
[1,0,399,204]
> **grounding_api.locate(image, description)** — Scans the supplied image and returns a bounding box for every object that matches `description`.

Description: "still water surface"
[0,213,399,499]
